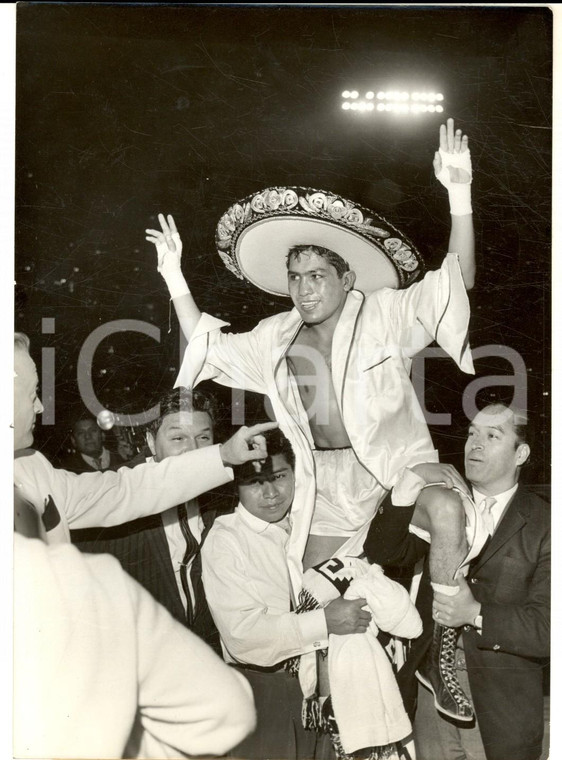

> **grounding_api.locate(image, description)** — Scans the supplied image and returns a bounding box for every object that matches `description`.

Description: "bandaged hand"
[145,213,190,298]
[433,118,473,215]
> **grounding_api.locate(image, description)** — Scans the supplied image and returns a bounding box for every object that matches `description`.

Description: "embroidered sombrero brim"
[215,187,424,296]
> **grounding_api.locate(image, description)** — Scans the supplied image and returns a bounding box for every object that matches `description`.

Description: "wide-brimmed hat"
[215,186,424,296]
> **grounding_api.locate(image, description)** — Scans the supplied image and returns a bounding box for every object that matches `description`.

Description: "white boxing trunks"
[311,448,387,538]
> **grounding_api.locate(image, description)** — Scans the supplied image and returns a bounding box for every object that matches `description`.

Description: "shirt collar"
[236,503,291,535]
[473,483,518,515]
[81,447,110,470]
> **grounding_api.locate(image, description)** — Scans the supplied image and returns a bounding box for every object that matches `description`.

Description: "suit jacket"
[58,448,125,474]
[364,485,550,760]
[71,458,236,654]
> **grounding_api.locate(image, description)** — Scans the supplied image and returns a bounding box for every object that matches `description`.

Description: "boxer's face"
[287,250,354,328]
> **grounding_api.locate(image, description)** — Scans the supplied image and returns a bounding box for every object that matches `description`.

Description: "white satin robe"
[176,252,474,595]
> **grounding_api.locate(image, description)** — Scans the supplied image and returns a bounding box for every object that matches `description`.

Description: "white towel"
[299,559,422,755]
[329,564,421,753]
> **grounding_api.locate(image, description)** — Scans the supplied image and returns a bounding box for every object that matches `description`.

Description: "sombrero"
[215,186,425,296]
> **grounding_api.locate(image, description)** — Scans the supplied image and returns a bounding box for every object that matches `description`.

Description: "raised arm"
[434,118,475,290]
[145,213,201,340]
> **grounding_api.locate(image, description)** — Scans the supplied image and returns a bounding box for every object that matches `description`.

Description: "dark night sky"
[14,4,552,485]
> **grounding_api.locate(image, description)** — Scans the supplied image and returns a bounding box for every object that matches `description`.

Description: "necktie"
[480,496,497,536]
[93,456,103,471]
[177,504,201,626]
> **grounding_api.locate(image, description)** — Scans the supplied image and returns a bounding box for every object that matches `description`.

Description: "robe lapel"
[272,307,302,368]
[331,290,364,411]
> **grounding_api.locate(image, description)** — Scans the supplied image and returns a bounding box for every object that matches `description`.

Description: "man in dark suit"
[59,415,129,473]
[71,388,235,653]
[364,402,550,760]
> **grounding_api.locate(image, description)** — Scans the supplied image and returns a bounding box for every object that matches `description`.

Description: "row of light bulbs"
[342,90,444,102]
[342,101,444,113]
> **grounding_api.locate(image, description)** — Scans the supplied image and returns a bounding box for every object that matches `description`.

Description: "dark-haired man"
[201,428,374,760]
[72,387,231,650]
[14,333,277,549]
[147,120,475,575]
[59,415,128,473]
[365,403,550,760]
[148,119,479,720]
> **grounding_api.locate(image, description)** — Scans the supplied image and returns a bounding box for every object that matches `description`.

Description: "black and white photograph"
[9,4,555,760]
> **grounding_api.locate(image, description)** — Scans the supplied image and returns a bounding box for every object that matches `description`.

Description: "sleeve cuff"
[174,312,231,390]
[203,444,234,482]
[297,609,329,653]
[391,468,426,506]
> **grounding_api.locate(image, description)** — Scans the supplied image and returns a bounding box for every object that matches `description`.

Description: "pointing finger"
[245,421,279,437]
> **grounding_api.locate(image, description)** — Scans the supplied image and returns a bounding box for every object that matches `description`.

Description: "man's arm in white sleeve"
[15,445,232,530]
[202,529,328,667]
[15,422,278,530]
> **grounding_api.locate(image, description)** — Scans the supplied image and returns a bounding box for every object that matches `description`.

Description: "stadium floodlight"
[340,87,445,117]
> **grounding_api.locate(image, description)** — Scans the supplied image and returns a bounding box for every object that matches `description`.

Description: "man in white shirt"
[13,333,257,758]
[72,386,231,651]
[14,331,278,544]
[365,403,550,760]
[202,428,373,760]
